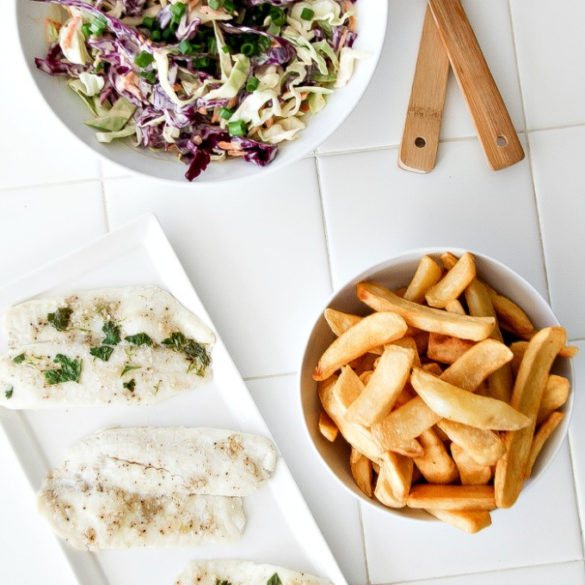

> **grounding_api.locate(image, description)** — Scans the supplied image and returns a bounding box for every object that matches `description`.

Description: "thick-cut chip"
[440,338,513,391]
[426,508,492,533]
[538,375,570,424]
[510,340,577,365]
[425,252,476,309]
[350,448,374,497]
[411,368,530,431]
[357,282,495,341]
[404,255,443,303]
[313,311,408,381]
[318,410,339,442]
[495,326,566,508]
[445,299,466,315]
[427,333,475,364]
[346,345,415,426]
[374,452,413,508]
[465,279,513,402]
[450,443,492,485]
[324,308,362,337]
[440,252,458,270]
[422,362,443,376]
[525,411,564,478]
[407,484,496,510]
[413,428,459,484]
[437,420,505,466]
[482,283,535,338]
[388,337,421,366]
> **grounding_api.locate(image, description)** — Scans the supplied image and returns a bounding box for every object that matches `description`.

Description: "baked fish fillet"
[38,471,245,551]
[0,340,212,408]
[63,427,278,497]
[174,559,332,585]
[4,285,215,348]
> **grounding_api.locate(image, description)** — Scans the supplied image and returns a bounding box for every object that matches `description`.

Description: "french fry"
[404,255,443,303]
[440,252,458,270]
[482,282,535,338]
[359,370,373,384]
[357,282,495,341]
[538,375,570,424]
[313,311,408,381]
[440,338,513,391]
[426,252,476,309]
[510,339,577,364]
[411,368,530,431]
[413,428,459,484]
[353,352,379,376]
[388,337,421,366]
[318,410,339,442]
[324,307,362,336]
[525,411,565,478]
[426,508,492,533]
[350,448,374,497]
[422,362,443,375]
[465,279,513,402]
[407,484,496,510]
[374,452,413,508]
[450,443,492,485]
[437,419,505,466]
[445,299,466,315]
[346,345,415,426]
[427,333,476,364]
[495,326,566,508]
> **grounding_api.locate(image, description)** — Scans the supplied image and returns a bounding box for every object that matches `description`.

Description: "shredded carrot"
[198,106,208,114]
[227,98,238,108]
[60,16,81,50]
[300,103,310,113]
[211,106,220,124]
[339,29,349,49]
[265,117,275,129]
[300,92,308,100]
[228,150,247,157]
[218,141,242,150]
[344,0,356,31]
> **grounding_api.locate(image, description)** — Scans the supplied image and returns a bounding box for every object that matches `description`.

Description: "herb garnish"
[13,353,26,364]
[43,354,82,385]
[123,378,136,392]
[102,320,121,345]
[5,386,13,399]
[47,307,73,331]
[90,346,114,361]
[267,574,282,585]
[161,331,210,376]
[125,332,153,346]
[121,364,141,377]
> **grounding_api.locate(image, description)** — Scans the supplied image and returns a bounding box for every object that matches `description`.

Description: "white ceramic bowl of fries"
[300,248,576,532]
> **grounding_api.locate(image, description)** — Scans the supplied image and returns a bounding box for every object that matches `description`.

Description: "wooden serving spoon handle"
[399,6,450,173]
[427,0,524,170]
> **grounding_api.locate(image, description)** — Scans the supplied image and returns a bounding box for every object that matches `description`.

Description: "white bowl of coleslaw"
[16,0,387,183]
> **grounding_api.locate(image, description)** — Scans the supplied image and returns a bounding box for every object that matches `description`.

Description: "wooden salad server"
[399,6,450,173]
[427,0,525,170]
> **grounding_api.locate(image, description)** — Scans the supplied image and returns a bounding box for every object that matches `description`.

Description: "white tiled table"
[2,0,585,583]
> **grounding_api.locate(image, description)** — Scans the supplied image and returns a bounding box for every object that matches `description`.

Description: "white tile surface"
[319,0,524,154]
[510,0,585,130]
[246,375,367,585]
[361,443,581,583]
[318,138,547,294]
[0,183,107,285]
[104,158,331,379]
[5,14,99,189]
[395,561,585,585]
[528,126,585,340]
[569,341,585,546]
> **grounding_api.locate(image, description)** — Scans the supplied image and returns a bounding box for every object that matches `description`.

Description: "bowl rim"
[298,246,575,521]
[15,0,388,185]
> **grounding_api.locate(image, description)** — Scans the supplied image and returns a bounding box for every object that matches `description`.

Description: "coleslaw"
[34,0,361,181]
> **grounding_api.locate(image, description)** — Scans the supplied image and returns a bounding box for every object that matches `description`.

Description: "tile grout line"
[313,155,335,293]
[505,0,553,303]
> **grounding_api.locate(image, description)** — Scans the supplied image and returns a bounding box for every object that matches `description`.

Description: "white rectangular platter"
[0,214,347,585]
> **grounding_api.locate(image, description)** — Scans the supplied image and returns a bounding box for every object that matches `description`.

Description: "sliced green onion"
[257,35,271,51]
[140,71,157,84]
[228,120,247,137]
[208,36,218,54]
[162,27,173,40]
[134,50,154,68]
[170,1,187,19]
[208,0,222,10]
[178,39,192,54]
[222,45,232,53]
[90,15,107,36]
[150,29,161,41]
[269,7,286,26]
[193,56,211,68]
[141,16,155,29]
[300,7,315,20]
[81,23,92,38]
[240,42,256,56]
[224,0,235,12]
[219,107,234,120]
[245,76,260,92]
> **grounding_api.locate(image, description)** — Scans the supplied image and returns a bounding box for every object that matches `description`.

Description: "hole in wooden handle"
[415,137,427,148]
[497,135,508,147]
